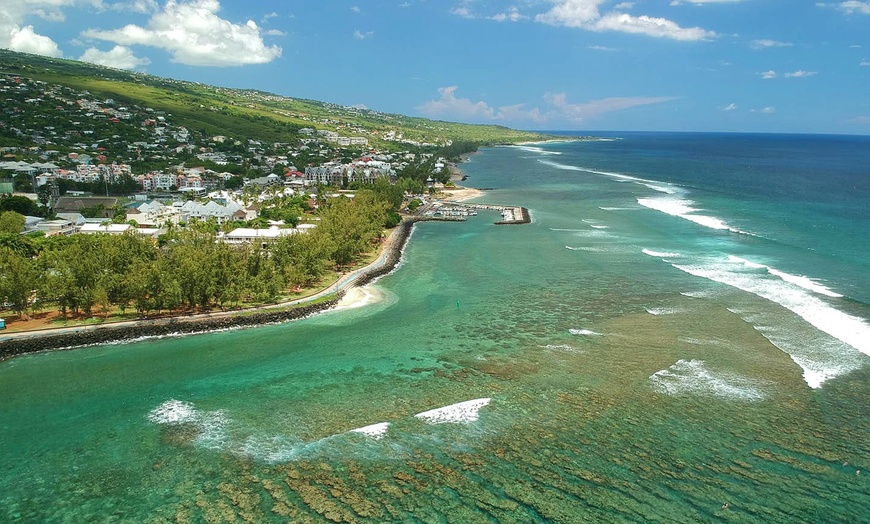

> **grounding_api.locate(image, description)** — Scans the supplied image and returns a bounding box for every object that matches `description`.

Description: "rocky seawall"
[0,218,420,360]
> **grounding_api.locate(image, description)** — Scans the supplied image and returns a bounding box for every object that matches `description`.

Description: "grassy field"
[1,49,551,148]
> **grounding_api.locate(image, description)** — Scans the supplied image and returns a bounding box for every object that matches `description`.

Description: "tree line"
[0,188,395,319]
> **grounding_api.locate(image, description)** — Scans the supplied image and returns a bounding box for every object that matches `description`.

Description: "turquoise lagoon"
[1,133,869,522]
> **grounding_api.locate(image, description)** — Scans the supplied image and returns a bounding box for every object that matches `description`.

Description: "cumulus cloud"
[418,86,499,120]
[722,102,737,111]
[81,0,282,67]
[750,39,792,49]
[6,25,64,57]
[536,0,716,41]
[417,86,673,124]
[79,45,151,70]
[0,0,105,57]
[760,70,777,79]
[353,30,374,40]
[784,70,817,78]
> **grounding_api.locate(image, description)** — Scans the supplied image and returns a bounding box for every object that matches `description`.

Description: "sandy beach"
[439,186,484,202]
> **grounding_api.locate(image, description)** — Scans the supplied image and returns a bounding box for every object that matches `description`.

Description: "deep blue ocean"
[1,132,868,522]
[518,131,870,388]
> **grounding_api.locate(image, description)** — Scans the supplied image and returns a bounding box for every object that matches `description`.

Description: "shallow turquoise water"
[1,134,869,522]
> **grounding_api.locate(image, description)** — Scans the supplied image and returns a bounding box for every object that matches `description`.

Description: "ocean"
[1,132,868,522]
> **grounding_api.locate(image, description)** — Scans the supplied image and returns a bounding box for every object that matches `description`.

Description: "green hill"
[0,49,551,149]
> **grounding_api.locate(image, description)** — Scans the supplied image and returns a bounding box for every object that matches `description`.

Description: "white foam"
[642,248,682,258]
[674,258,870,354]
[728,256,843,298]
[649,359,766,400]
[569,328,602,336]
[509,145,561,155]
[599,206,637,211]
[148,399,197,425]
[551,228,586,232]
[642,183,680,195]
[566,246,633,254]
[680,290,717,299]
[349,422,390,439]
[193,410,230,450]
[646,307,684,316]
[671,256,870,387]
[415,398,491,424]
[590,224,610,229]
[540,344,583,353]
[147,399,229,450]
[637,196,735,231]
[538,159,647,183]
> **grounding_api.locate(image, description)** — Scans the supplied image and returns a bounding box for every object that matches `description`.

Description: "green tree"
[0,211,26,234]
[0,195,41,216]
[0,246,40,317]
[316,195,385,268]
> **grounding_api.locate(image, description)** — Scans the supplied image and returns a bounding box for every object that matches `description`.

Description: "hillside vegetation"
[0,50,550,149]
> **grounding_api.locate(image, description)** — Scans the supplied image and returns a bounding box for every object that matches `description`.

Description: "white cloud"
[489,7,526,22]
[351,6,360,13]
[353,30,374,40]
[417,86,674,124]
[7,24,63,57]
[837,1,870,14]
[451,7,475,19]
[751,106,775,114]
[784,70,817,78]
[81,0,282,67]
[760,70,777,79]
[111,0,160,13]
[264,29,285,36]
[536,0,716,41]
[675,0,746,4]
[594,13,715,40]
[861,59,870,66]
[418,86,498,120]
[722,103,737,111]
[79,45,151,70]
[614,2,635,8]
[0,0,105,58]
[543,92,676,121]
[588,45,618,51]
[750,39,792,49]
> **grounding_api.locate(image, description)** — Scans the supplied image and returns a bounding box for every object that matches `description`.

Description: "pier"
[444,202,531,225]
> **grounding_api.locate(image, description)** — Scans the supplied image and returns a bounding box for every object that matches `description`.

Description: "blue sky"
[1,1,869,134]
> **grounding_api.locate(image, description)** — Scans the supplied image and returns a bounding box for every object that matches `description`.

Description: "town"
[0,70,462,238]
[0,47,550,332]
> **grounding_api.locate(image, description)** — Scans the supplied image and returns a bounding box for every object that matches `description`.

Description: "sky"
[1,0,869,134]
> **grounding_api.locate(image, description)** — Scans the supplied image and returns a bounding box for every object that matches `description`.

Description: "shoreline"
[0,218,420,359]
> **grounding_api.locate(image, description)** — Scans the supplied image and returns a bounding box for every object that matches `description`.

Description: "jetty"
[444,202,531,225]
